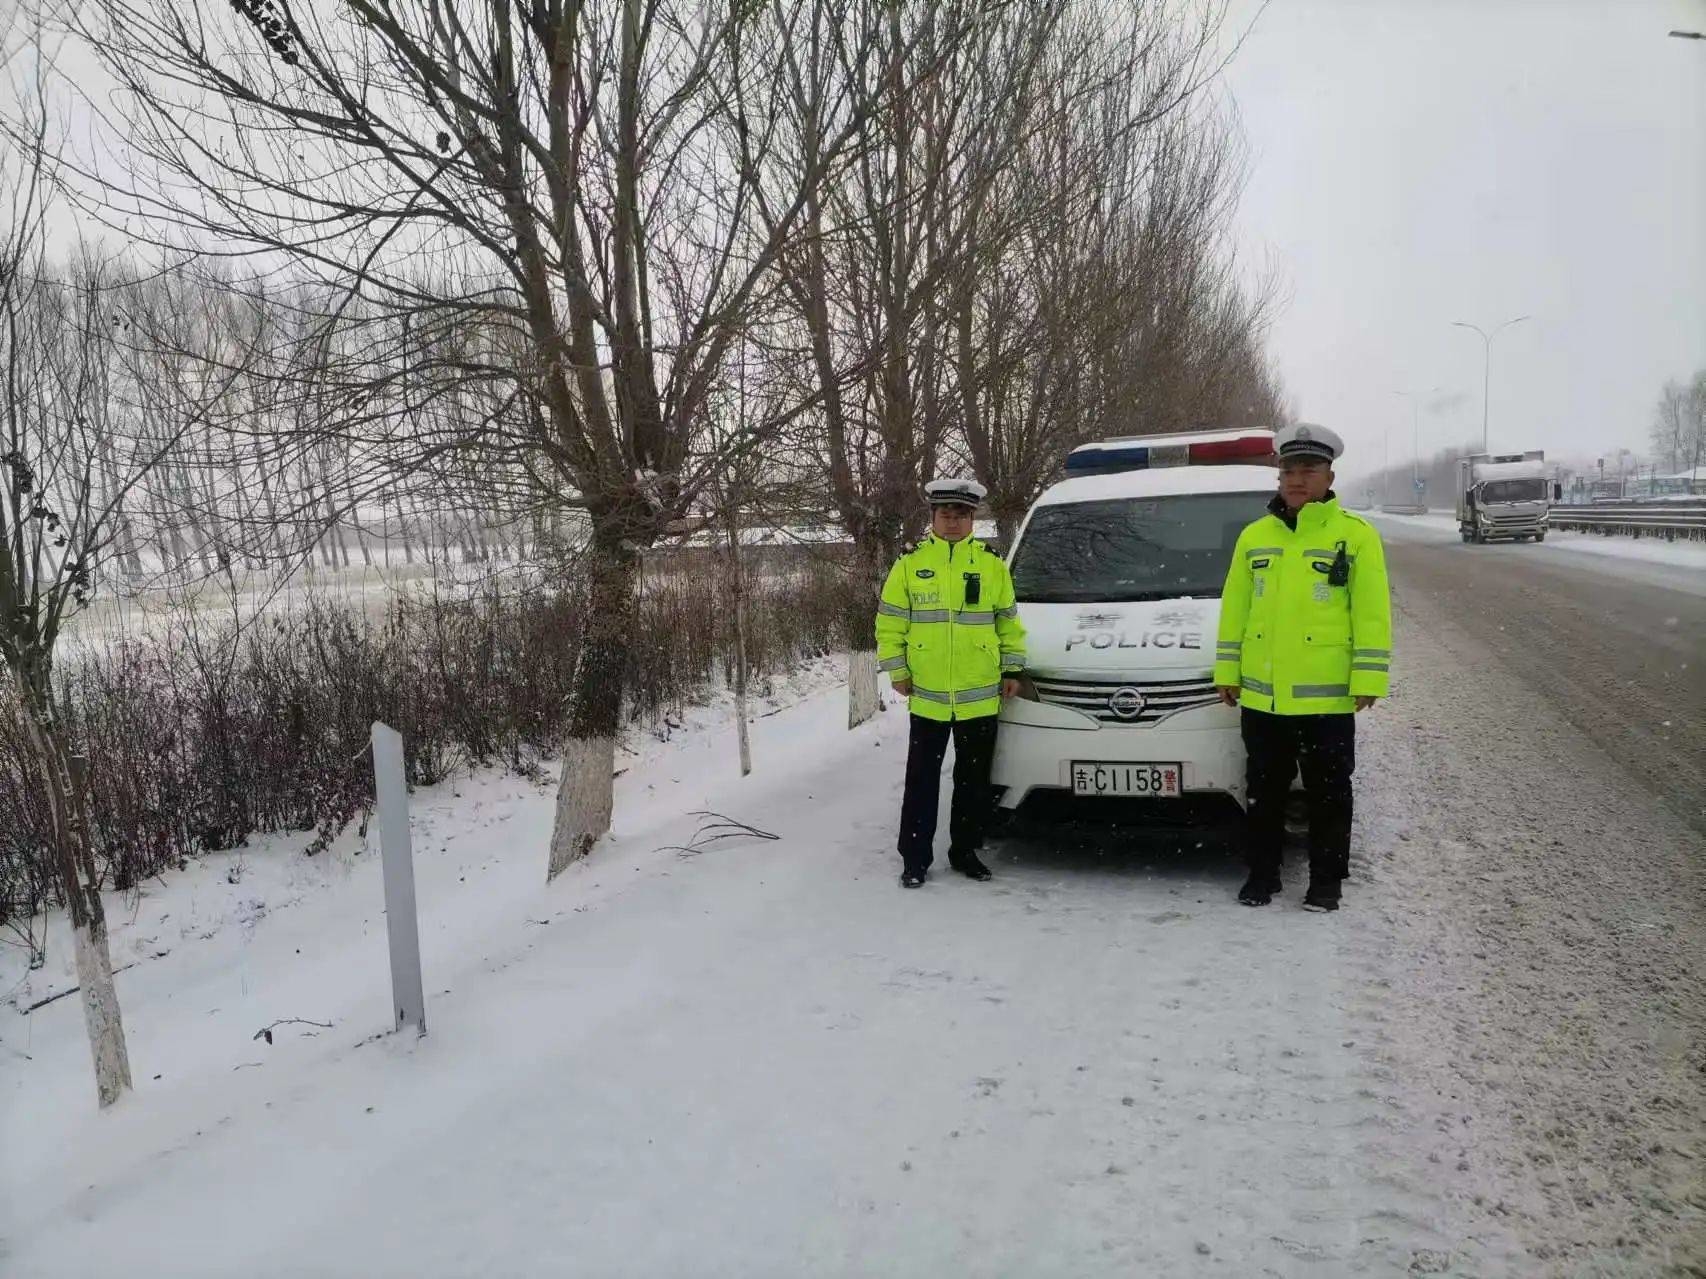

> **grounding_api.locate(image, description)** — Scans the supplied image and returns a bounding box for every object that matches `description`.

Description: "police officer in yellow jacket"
[1213,424,1391,911]
[876,479,1027,888]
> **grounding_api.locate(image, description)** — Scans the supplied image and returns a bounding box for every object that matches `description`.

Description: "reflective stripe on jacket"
[1213,496,1392,715]
[874,534,1026,722]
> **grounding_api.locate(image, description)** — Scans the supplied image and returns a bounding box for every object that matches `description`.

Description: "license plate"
[1071,762,1182,798]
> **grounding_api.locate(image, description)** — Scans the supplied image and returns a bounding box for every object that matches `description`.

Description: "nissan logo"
[1107,687,1146,719]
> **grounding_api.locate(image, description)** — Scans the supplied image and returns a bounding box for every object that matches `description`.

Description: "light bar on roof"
[1065,428,1277,476]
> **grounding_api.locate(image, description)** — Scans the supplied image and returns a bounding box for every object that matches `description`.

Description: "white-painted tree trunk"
[731,601,753,777]
[724,506,753,777]
[547,735,616,880]
[73,915,132,1107]
[847,648,880,728]
[545,538,636,881]
[18,688,133,1110]
[734,686,753,777]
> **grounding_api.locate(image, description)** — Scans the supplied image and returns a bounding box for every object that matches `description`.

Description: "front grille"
[1030,673,1220,725]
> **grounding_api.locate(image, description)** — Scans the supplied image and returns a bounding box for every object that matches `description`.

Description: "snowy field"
[5,565,1703,1274]
[61,552,541,651]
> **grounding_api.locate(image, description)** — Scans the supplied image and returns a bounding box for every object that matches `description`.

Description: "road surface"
[1377,515,1706,835]
[1331,515,1706,1273]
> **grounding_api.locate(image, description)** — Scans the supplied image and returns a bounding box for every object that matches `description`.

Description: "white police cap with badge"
[924,477,987,508]
[1275,422,1344,464]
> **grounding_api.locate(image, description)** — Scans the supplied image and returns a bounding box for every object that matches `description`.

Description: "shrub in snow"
[0,553,856,928]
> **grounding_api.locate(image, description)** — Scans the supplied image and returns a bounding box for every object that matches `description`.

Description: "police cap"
[1275,422,1343,465]
[924,477,987,509]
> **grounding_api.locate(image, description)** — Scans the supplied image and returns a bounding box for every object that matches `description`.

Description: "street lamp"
[1451,315,1529,452]
[1394,387,1439,506]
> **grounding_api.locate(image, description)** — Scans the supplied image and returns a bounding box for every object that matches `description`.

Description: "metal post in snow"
[371,722,426,1035]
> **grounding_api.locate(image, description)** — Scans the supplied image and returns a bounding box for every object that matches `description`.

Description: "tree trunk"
[395,493,415,566]
[725,512,753,777]
[845,539,887,729]
[335,494,353,568]
[349,476,374,567]
[547,537,637,879]
[847,649,880,729]
[17,671,132,1108]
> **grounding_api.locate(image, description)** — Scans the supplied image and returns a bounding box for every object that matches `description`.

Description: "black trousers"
[898,714,999,873]
[1241,707,1355,890]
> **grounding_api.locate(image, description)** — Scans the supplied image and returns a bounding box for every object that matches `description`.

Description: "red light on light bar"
[1188,435,1277,463]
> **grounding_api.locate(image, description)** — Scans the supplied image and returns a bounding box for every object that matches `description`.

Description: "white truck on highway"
[991,427,1277,813]
[1456,451,1561,544]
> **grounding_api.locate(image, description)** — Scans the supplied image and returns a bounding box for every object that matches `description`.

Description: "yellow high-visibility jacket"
[875,534,1026,722]
[1213,496,1391,715]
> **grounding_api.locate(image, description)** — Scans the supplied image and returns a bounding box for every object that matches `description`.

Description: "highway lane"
[1375,517,1706,836]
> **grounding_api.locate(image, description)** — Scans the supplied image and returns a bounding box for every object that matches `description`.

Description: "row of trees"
[6,0,1286,1106]
[1649,369,1706,478]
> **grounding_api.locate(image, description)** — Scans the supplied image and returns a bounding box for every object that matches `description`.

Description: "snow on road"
[1369,509,1706,593]
[1352,578,1706,1275]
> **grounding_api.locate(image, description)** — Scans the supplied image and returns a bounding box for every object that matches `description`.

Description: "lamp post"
[1451,316,1529,452]
[1394,387,1439,506]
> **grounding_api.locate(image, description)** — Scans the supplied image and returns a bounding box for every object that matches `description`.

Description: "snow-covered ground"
[5,584,1701,1274]
[1,673,1484,1276]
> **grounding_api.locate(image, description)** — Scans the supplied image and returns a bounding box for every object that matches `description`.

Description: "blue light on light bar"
[1064,431,1273,476]
[1064,443,1148,474]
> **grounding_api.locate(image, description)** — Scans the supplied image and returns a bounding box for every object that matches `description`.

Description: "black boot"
[900,869,928,889]
[1302,883,1340,912]
[1238,874,1280,906]
[948,849,993,881]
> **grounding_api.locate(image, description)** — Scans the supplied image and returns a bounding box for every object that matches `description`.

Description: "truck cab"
[991,428,1277,812]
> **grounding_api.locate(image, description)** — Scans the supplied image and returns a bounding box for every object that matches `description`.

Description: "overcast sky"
[1218,0,1706,481]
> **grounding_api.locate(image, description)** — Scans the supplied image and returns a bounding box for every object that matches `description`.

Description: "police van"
[992,427,1278,812]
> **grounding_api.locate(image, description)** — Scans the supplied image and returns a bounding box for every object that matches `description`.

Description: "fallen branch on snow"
[15,956,150,1015]
[657,811,781,860]
[253,1017,334,1045]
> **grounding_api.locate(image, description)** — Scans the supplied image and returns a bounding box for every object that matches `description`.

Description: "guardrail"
[1549,500,1706,542]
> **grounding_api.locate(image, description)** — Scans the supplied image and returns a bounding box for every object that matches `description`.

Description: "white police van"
[992,427,1278,811]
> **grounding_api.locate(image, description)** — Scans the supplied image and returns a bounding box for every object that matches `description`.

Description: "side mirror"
[1553,483,1562,502]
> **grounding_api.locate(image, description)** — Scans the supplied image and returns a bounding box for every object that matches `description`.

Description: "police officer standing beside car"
[1213,424,1392,911]
[876,479,1027,889]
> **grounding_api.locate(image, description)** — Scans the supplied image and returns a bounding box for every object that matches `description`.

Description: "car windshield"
[1481,479,1547,503]
[1010,492,1270,603]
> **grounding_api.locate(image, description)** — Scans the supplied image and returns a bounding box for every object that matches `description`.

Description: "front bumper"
[1475,510,1549,539]
[991,698,1246,809]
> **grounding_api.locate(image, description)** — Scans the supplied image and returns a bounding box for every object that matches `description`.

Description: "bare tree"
[0,142,135,1110]
[1692,372,1706,484]
[1649,376,1701,476]
[64,0,967,876]
[0,86,252,1105]
[761,0,1086,726]
[762,0,1263,718]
